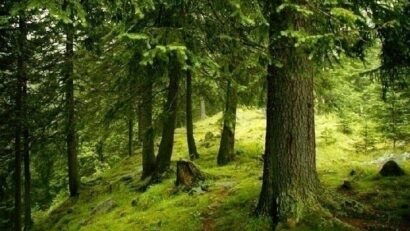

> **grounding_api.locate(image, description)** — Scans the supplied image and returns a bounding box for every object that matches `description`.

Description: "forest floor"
[33,109,410,231]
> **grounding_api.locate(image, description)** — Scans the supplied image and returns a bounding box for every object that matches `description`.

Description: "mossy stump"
[176,160,204,188]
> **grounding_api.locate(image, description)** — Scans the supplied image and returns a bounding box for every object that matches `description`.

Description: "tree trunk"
[256,64,275,217]
[141,75,156,179]
[186,70,199,160]
[22,59,31,229]
[155,61,180,175]
[200,97,207,120]
[14,12,26,231]
[257,3,319,223]
[23,128,31,230]
[64,3,80,197]
[127,116,134,156]
[217,80,237,166]
[137,103,143,144]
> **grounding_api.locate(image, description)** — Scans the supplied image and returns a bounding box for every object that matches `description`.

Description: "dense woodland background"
[1,0,409,230]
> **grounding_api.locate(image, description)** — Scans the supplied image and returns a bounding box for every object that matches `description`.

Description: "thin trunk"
[155,61,180,175]
[14,12,26,231]
[141,76,155,179]
[256,65,275,216]
[186,70,199,160]
[64,3,80,197]
[200,97,207,120]
[127,116,134,156]
[23,128,31,230]
[22,51,31,229]
[137,104,143,144]
[217,80,237,166]
[257,2,319,223]
[128,77,134,156]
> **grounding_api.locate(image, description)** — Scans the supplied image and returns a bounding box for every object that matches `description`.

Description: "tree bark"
[217,80,237,165]
[256,64,275,217]
[154,61,180,175]
[257,2,319,223]
[127,116,134,156]
[23,128,31,230]
[186,70,199,160]
[22,59,31,229]
[141,74,156,179]
[14,12,26,231]
[137,103,143,144]
[64,2,80,197]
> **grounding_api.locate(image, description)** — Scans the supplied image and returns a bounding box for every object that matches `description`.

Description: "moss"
[33,109,410,231]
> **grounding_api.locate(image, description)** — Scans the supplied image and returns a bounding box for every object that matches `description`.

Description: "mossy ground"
[33,109,410,231]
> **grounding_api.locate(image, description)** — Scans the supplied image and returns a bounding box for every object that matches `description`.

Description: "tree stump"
[380,160,405,176]
[176,160,204,188]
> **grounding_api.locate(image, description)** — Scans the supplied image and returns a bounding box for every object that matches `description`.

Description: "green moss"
[33,109,410,231]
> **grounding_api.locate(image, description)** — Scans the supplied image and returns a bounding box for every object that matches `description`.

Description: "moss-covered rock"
[379,160,405,177]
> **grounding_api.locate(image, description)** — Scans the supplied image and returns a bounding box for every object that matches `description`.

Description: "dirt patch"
[201,186,232,231]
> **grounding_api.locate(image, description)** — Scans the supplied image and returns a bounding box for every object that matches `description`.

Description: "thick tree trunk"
[64,4,80,197]
[200,97,207,120]
[141,76,156,179]
[217,80,237,166]
[257,2,319,223]
[155,61,180,175]
[186,70,199,160]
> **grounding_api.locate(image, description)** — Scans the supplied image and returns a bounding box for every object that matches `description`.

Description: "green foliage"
[1,0,409,230]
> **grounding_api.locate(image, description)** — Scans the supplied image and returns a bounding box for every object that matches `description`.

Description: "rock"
[131,198,139,207]
[204,132,214,141]
[201,142,211,148]
[339,180,353,191]
[176,160,205,188]
[379,160,405,177]
[66,208,74,214]
[91,199,118,215]
[120,175,133,182]
[235,150,244,155]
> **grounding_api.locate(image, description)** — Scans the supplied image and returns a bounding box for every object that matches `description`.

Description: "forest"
[1,0,410,230]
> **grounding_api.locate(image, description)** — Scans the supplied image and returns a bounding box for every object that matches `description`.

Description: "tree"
[185,67,199,160]
[155,58,181,175]
[217,78,238,165]
[14,10,27,231]
[255,0,365,223]
[63,1,80,197]
[257,8,319,221]
[140,67,156,179]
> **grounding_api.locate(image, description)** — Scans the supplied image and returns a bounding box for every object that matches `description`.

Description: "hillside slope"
[33,109,410,231]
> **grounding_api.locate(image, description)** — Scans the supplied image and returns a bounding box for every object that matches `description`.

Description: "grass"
[33,108,410,231]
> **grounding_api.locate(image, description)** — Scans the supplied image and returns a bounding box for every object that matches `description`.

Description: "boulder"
[339,180,353,191]
[379,160,405,177]
[91,199,118,215]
